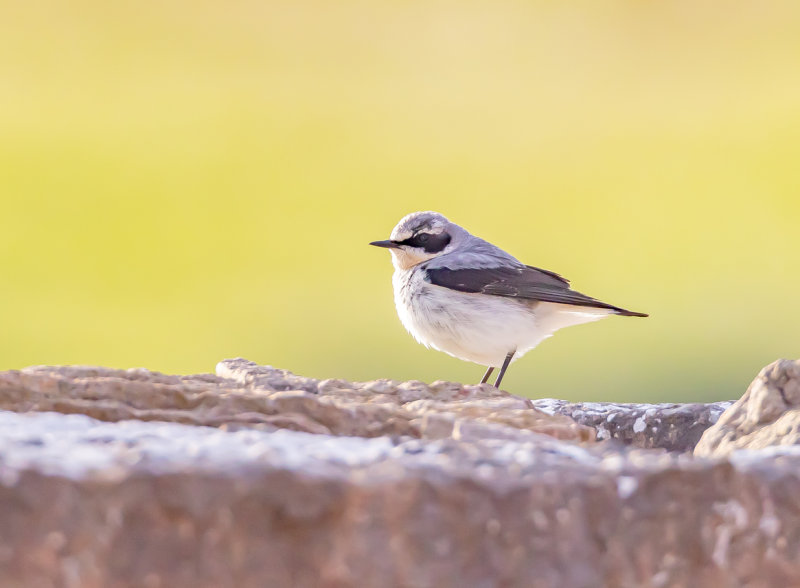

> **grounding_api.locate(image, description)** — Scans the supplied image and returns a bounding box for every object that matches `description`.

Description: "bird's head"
[370,211,455,270]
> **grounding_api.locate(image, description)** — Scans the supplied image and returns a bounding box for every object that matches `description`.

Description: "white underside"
[394,269,613,367]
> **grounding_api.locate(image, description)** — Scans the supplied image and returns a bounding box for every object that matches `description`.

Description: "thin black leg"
[480,366,494,384]
[494,351,515,389]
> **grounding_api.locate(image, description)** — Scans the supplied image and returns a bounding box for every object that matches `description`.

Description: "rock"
[4,359,800,587]
[535,399,732,452]
[695,359,800,458]
[0,360,735,451]
[0,409,799,587]
[0,360,594,444]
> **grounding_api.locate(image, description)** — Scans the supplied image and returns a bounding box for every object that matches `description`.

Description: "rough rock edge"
[0,359,737,452]
[535,399,732,453]
[695,358,800,457]
[0,360,593,445]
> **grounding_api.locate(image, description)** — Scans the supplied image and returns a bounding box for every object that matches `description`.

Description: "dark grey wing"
[426,265,647,316]
[524,265,570,286]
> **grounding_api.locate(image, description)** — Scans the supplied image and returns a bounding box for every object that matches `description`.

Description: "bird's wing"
[523,265,570,286]
[425,265,646,316]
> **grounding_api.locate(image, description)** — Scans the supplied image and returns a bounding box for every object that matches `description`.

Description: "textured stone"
[536,399,732,452]
[0,360,737,451]
[695,359,800,457]
[0,359,593,444]
[0,410,799,588]
[3,359,800,587]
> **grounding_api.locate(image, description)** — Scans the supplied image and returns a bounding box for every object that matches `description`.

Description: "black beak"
[369,240,400,249]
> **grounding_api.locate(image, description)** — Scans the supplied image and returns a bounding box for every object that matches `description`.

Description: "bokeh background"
[2,0,799,401]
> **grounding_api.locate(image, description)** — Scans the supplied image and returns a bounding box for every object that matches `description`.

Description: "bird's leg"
[494,351,515,389]
[480,366,494,384]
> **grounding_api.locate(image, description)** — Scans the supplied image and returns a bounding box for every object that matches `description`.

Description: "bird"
[370,211,647,389]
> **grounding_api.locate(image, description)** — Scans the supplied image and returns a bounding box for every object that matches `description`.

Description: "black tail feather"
[615,308,649,317]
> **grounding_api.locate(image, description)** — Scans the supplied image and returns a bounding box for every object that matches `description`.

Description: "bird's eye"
[396,232,450,253]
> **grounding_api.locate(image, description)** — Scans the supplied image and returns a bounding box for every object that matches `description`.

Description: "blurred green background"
[2,0,799,401]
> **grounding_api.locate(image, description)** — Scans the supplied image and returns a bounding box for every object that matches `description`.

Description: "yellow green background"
[2,0,799,401]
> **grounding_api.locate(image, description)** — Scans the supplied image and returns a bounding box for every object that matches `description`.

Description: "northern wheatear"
[370,211,647,388]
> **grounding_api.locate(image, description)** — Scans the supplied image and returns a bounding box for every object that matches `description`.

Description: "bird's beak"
[369,240,400,249]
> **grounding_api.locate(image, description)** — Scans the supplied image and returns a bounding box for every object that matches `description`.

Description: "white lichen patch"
[616,476,638,499]
[0,410,396,482]
[529,398,566,415]
[710,499,750,567]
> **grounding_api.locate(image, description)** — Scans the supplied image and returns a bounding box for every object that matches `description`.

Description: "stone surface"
[695,359,800,458]
[0,409,799,587]
[0,359,594,444]
[0,359,734,451]
[536,399,732,453]
[2,359,800,587]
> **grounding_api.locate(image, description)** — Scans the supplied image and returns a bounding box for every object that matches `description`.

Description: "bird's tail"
[614,308,649,317]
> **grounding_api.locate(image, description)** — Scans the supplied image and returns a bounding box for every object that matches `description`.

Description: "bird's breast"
[393,269,450,336]
[391,268,543,365]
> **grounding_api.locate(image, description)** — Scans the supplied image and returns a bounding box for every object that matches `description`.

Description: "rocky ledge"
[0,359,799,587]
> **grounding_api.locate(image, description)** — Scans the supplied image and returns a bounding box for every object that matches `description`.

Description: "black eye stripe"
[396,232,451,253]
